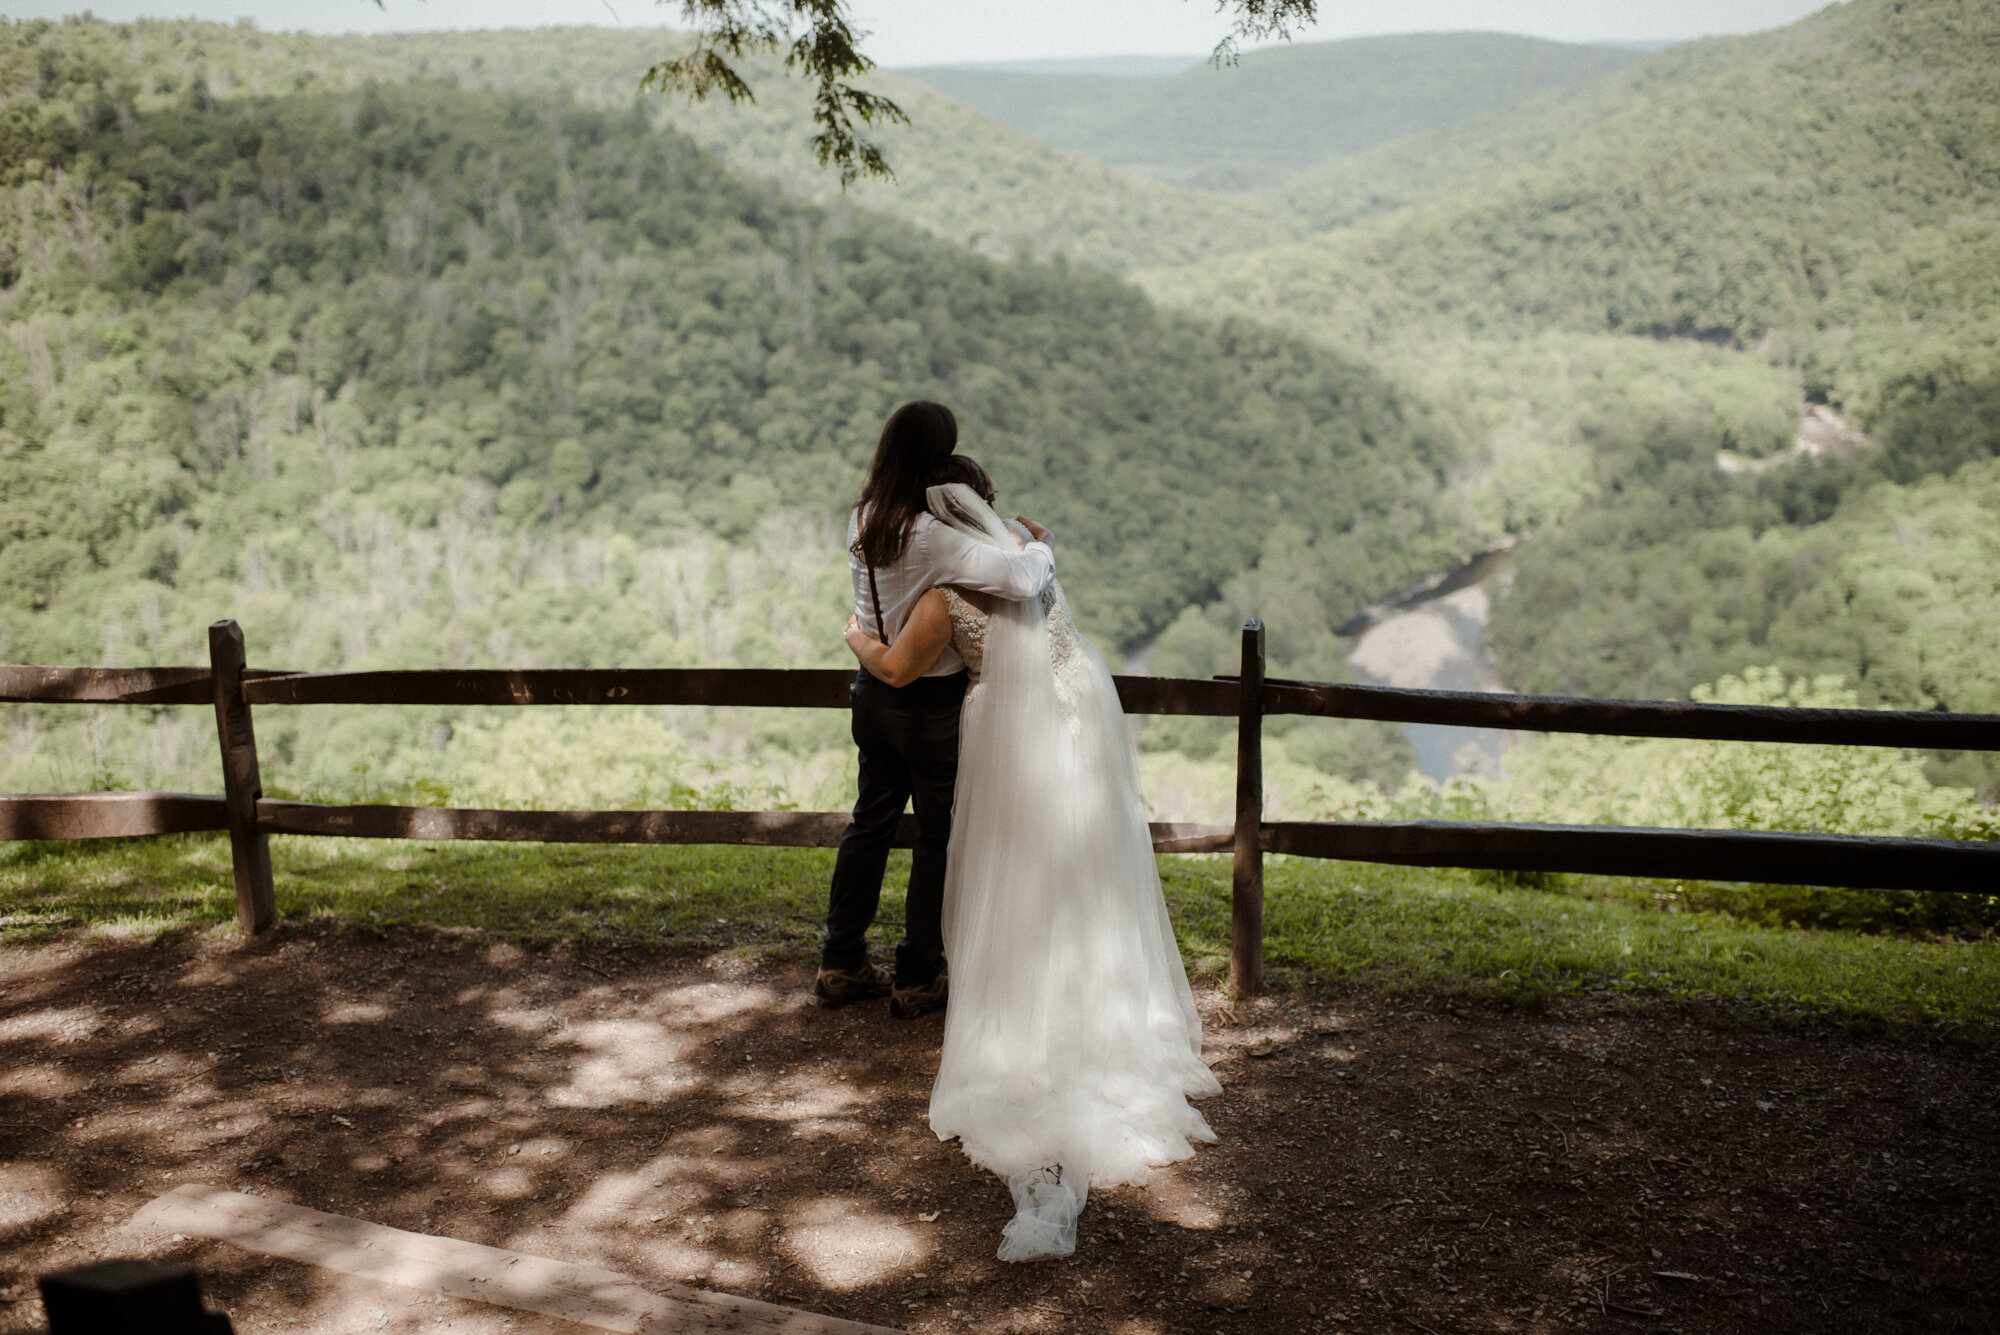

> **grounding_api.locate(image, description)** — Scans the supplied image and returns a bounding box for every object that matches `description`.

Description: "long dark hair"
[853,400,958,568]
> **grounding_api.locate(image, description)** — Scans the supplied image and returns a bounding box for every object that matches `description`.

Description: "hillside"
[331,27,1301,273]
[1148,0,2000,398]
[901,33,1643,194]
[1272,64,1650,232]
[1131,0,2000,775]
[0,19,1291,275]
[1491,454,2000,716]
[0,16,1469,799]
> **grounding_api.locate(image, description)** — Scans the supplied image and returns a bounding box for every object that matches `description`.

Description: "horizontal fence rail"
[4,620,1998,991]
[244,667,858,710]
[242,668,1244,717]
[1240,676,2000,750]
[0,665,219,706]
[3,665,1240,718]
[0,792,229,840]
[256,801,1236,854]
[1263,821,1998,894]
[16,663,2000,748]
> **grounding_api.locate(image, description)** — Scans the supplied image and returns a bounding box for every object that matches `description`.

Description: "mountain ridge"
[900,32,1646,194]
[1144,0,2000,414]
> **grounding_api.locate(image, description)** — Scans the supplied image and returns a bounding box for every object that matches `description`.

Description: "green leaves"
[639,1,906,187]
[638,0,1332,188]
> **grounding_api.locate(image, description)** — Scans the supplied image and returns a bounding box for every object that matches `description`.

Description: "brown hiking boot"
[889,969,948,1020]
[812,962,892,1010]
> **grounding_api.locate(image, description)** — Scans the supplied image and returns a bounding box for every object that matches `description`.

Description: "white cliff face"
[1347,583,1510,780]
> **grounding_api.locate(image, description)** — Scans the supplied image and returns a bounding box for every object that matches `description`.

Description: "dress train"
[921,483,1220,1261]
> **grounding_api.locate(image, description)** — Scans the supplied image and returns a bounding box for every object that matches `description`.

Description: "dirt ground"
[1,923,1994,1335]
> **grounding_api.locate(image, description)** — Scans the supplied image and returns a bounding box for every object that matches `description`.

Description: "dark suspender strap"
[866,559,890,647]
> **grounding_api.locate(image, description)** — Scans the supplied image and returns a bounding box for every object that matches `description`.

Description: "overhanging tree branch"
[643,0,907,186]
[641,0,1321,185]
[1210,0,1320,65]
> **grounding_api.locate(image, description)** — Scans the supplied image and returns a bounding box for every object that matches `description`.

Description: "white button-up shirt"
[847,508,1055,678]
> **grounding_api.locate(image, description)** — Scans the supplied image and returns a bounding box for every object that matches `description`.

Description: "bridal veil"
[922,483,1220,1262]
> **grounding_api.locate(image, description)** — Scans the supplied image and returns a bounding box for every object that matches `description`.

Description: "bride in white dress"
[844,470,1219,1261]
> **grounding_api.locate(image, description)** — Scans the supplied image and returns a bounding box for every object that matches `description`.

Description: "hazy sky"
[5,1,1840,64]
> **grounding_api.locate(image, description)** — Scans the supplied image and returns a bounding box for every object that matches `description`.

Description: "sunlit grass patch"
[1155,856,2000,1030]
[5,838,1996,1030]
[0,835,864,955]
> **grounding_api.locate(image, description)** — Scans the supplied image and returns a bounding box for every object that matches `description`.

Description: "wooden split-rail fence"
[4,619,1999,996]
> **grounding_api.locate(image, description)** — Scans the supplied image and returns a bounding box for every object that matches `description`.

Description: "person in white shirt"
[815,401,1056,1017]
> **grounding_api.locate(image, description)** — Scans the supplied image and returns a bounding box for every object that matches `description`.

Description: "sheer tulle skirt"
[927,587,1219,1262]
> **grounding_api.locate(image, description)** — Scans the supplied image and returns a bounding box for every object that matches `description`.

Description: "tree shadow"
[2,924,1996,1334]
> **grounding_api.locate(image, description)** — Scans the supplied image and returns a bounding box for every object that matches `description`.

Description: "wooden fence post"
[209,620,275,934]
[1231,618,1266,998]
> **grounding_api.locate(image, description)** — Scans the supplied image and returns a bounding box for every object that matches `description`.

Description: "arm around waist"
[846,588,952,688]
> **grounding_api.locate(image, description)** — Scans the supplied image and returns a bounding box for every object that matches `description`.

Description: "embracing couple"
[812,400,1220,1262]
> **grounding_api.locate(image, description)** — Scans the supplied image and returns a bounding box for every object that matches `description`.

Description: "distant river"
[1343,548,1518,781]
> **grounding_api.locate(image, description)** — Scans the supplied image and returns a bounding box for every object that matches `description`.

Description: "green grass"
[1240,859,1999,1031]
[1164,858,1997,1032]
[4,837,1995,1032]
[0,835,845,954]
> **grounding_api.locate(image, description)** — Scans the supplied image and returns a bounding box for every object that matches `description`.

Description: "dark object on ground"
[36,1260,232,1334]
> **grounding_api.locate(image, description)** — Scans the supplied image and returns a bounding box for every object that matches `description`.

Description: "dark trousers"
[821,668,967,983]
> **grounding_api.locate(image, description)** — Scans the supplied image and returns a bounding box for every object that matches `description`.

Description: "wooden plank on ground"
[1261,819,2000,892]
[128,1185,904,1335]
[0,792,229,840]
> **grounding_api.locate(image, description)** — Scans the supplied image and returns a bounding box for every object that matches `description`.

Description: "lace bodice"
[941,581,1085,712]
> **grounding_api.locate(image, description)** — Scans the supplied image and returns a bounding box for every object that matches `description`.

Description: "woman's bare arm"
[845,588,952,687]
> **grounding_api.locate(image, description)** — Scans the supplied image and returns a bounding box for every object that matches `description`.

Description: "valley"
[1,0,1995,852]
[2,15,1997,1331]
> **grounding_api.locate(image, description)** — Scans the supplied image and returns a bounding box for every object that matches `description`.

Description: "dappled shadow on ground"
[1,924,1995,1334]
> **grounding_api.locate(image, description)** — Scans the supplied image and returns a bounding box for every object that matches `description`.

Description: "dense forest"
[0,17,1450,804]
[1,0,1996,830]
[0,19,1294,275]
[1142,0,2000,790]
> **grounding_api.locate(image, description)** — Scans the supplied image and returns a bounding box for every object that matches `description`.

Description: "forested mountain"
[923,55,1202,78]
[330,27,1299,273]
[1271,60,1662,233]
[0,18,1287,275]
[1133,0,2000,790]
[2,4,1996,814]
[901,34,1643,194]
[1153,0,2000,386]
[0,16,1467,798]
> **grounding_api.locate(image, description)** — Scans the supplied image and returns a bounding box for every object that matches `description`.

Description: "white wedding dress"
[922,483,1220,1262]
